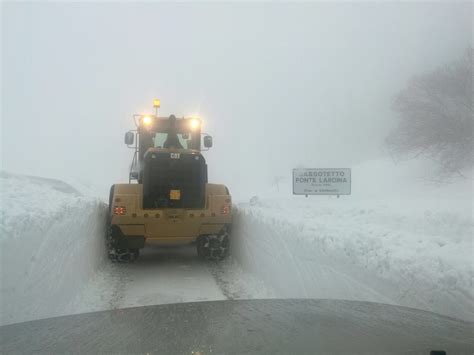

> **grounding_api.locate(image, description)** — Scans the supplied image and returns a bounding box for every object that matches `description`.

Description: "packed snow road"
[67,245,227,316]
[66,243,273,319]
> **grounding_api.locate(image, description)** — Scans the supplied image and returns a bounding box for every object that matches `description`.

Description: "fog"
[2,2,472,199]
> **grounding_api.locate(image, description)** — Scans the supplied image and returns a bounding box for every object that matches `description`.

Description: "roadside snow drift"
[0,172,107,326]
[232,159,473,321]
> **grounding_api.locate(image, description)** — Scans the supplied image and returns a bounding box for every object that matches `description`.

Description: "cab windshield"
[153,132,192,149]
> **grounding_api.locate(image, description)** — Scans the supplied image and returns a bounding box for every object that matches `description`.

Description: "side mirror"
[124,131,134,145]
[203,135,213,148]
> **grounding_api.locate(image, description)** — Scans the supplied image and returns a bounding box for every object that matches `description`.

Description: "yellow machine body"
[111,183,232,245]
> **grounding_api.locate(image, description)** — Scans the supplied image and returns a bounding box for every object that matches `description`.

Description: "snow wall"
[0,172,108,326]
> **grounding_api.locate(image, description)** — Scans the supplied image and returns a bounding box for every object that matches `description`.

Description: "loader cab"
[125,114,212,153]
[137,114,203,158]
[125,114,213,182]
[125,114,212,209]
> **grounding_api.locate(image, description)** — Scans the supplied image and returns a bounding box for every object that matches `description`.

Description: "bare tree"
[386,49,473,177]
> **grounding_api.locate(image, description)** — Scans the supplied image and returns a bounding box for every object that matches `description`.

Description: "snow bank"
[0,172,107,326]
[232,159,473,321]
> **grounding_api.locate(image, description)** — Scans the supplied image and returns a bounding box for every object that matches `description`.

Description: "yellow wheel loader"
[107,101,232,262]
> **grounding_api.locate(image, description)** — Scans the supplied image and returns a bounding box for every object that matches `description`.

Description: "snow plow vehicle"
[107,100,232,262]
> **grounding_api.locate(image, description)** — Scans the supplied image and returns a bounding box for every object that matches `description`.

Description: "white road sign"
[293,168,351,195]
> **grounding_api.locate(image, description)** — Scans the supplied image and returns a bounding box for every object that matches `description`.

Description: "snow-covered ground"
[233,159,473,321]
[1,157,472,326]
[0,172,107,325]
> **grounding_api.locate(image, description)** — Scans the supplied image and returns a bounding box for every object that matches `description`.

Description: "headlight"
[190,118,200,130]
[142,116,152,125]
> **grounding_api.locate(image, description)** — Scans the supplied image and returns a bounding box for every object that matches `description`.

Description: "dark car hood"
[1,299,473,354]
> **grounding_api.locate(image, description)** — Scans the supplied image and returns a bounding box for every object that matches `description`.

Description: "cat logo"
[170,153,181,159]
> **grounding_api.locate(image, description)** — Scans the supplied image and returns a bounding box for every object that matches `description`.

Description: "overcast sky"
[2,2,472,198]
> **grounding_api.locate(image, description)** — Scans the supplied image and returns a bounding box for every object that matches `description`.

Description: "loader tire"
[106,225,139,263]
[197,227,230,261]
